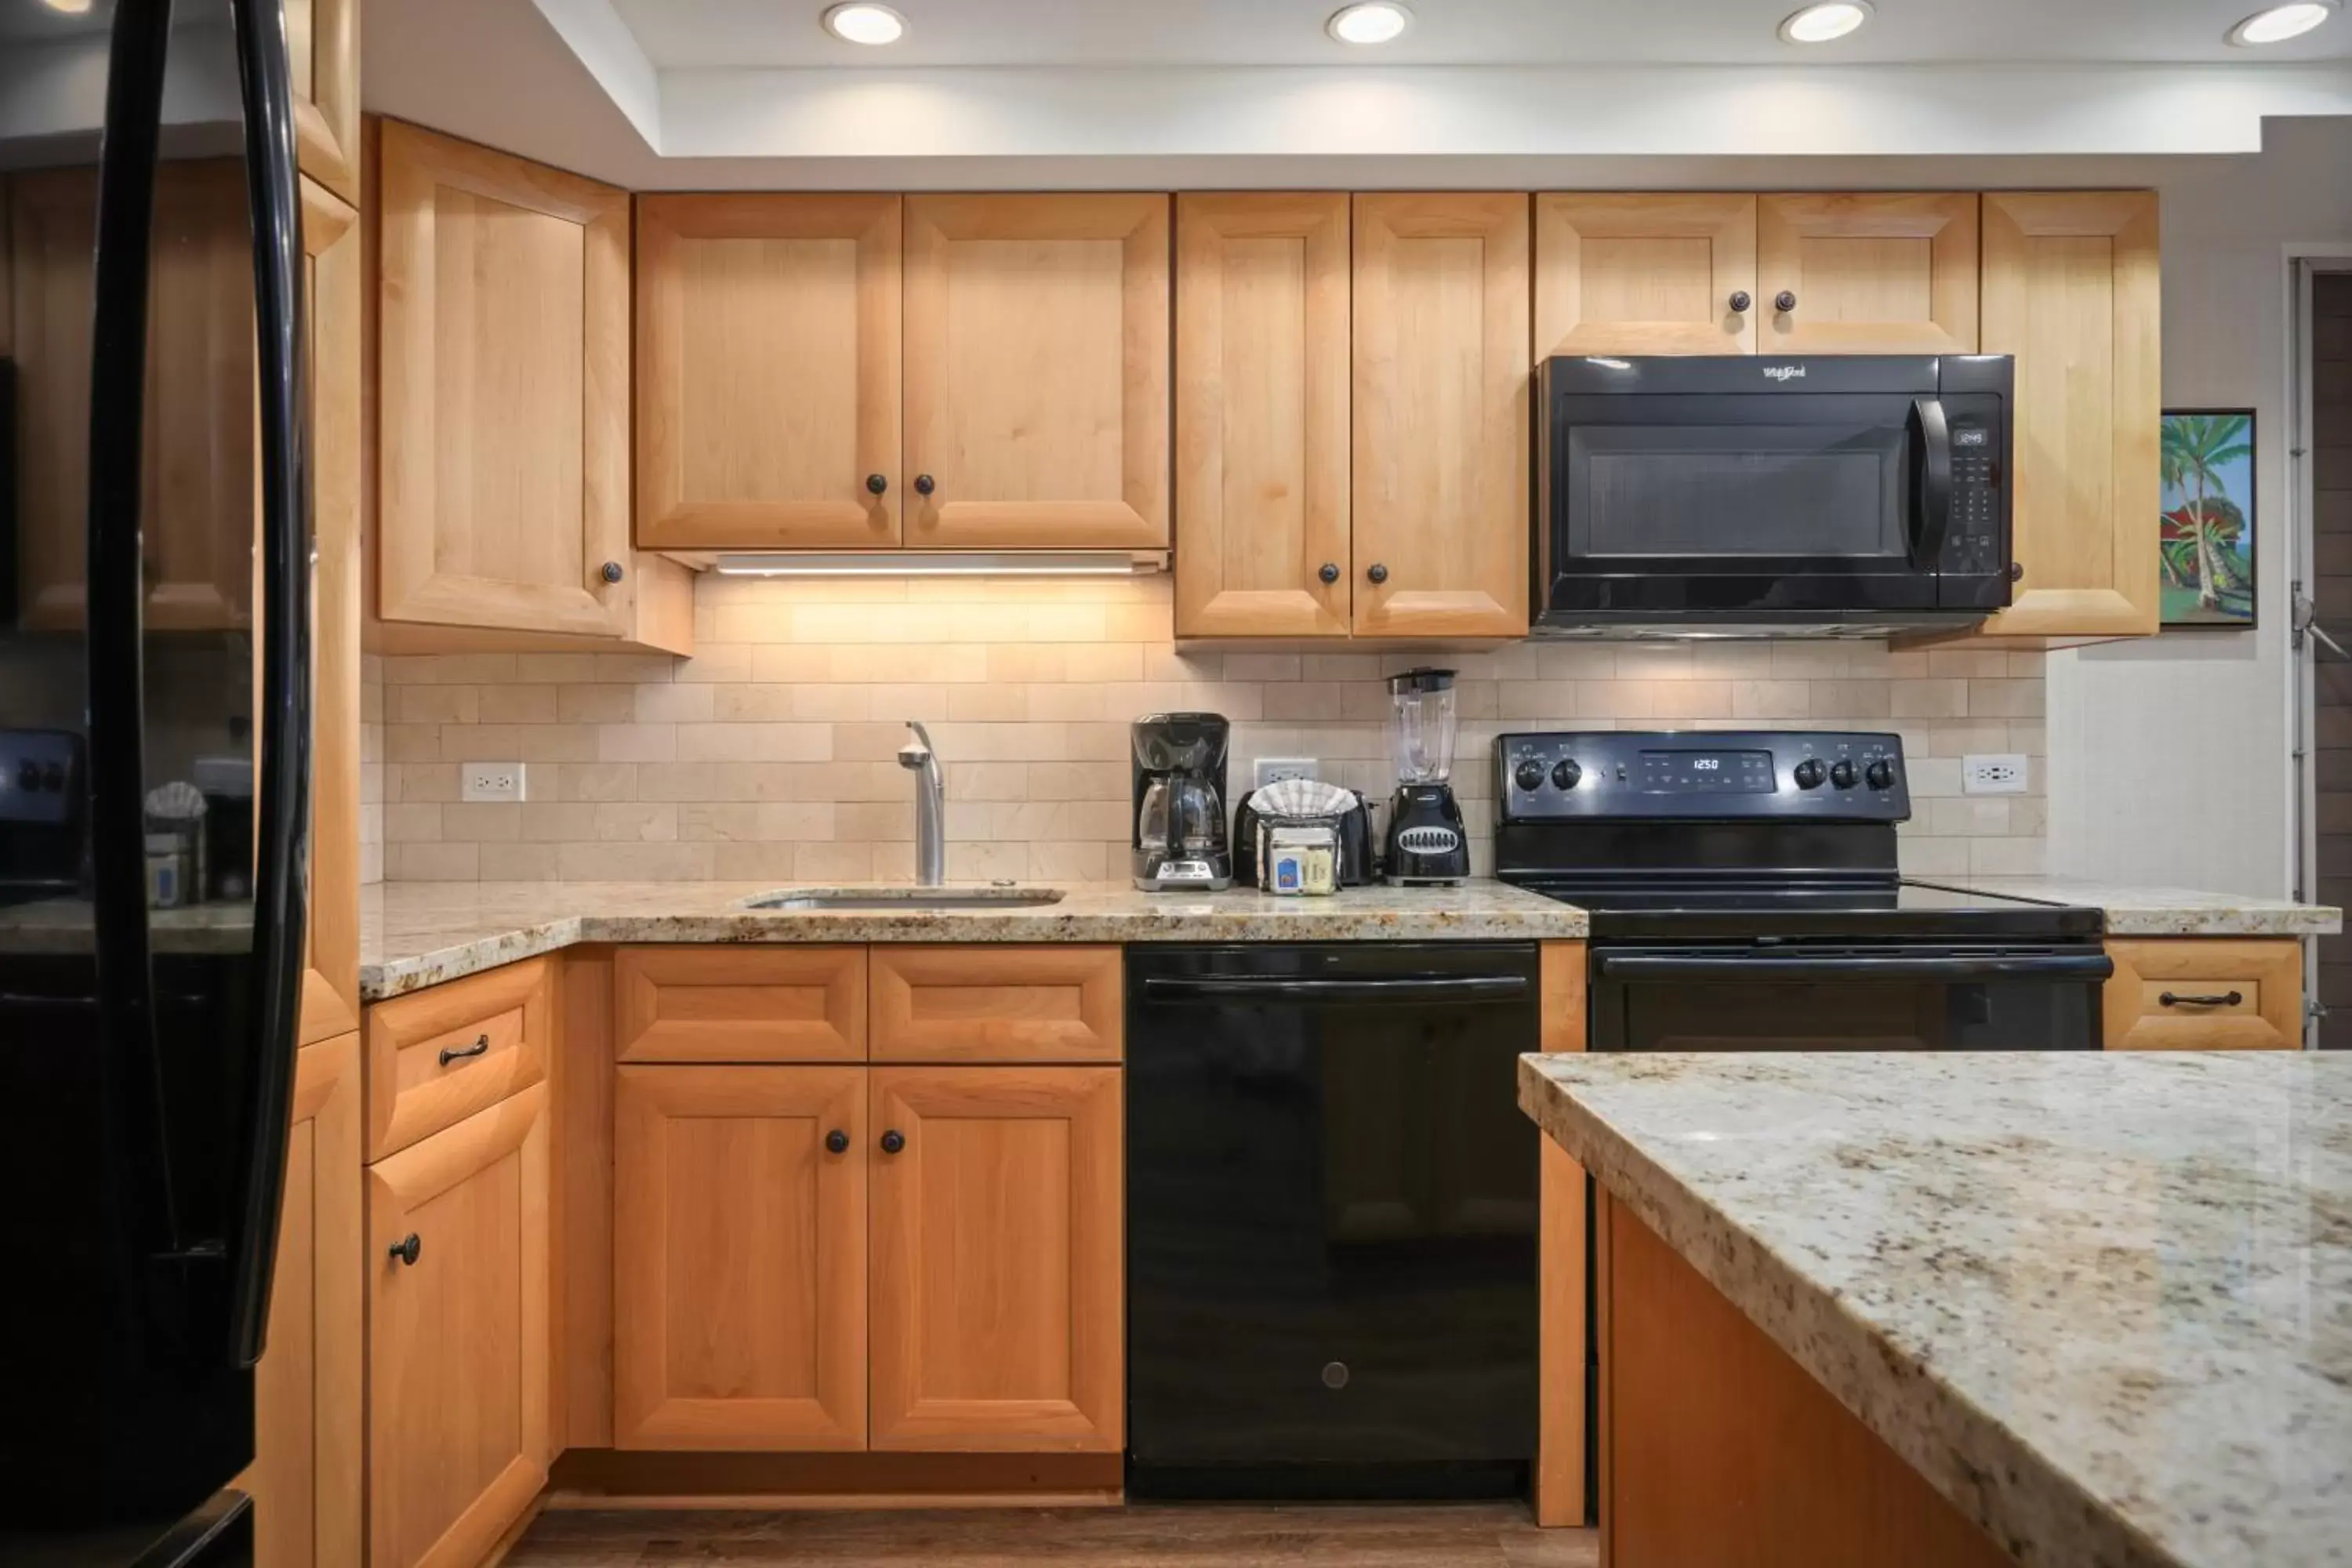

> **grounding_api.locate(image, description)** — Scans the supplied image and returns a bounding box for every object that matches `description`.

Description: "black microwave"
[1535,354,2013,633]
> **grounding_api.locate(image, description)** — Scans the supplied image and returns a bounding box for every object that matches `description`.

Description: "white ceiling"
[608,0,2352,66]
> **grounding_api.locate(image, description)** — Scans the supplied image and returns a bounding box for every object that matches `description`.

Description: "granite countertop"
[359,878,1591,1000]
[1920,877,2341,937]
[1519,1051,2351,1568]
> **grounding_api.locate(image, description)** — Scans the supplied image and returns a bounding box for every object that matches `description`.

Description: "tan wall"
[371,575,2046,884]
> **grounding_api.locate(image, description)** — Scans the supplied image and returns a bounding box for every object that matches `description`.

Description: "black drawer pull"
[388,1233,421,1267]
[2159,990,2243,1008]
[439,1033,490,1067]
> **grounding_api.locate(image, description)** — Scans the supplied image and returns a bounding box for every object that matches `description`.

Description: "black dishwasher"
[1125,943,1541,1501]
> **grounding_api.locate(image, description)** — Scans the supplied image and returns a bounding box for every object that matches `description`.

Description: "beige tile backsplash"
[364,575,2047,886]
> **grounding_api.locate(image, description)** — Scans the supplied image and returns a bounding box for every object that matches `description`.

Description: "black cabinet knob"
[1793,758,1826,790]
[1318,562,1341,584]
[1729,290,1752,313]
[825,1128,850,1154]
[2009,561,2025,583]
[913,474,936,496]
[1866,759,1896,792]
[1366,563,1389,585]
[601,561,624,584]
[880,1129,906,1155]
[388,1232,421,1267]
[1774,290,1798,313]
[1830,759,1860,789]
[865,474,887,495]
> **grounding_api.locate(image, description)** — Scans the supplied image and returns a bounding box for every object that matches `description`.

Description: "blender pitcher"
[1382,670,1470,885]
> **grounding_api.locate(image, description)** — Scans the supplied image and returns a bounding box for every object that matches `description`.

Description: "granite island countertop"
[1518,1051,2352,1568]
[359,878,1591,1000]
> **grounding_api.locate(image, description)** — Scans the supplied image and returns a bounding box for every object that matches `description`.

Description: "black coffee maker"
[1131,713,1231,891]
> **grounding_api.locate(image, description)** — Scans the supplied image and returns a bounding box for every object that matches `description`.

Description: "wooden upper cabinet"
[869,1065,1124,1452]
[368,1083,550,1568]
[637,195,902,550]
[287,0,360,205]
[1977,191,2161,637]
[1758,194,1979,354]
[902,194,1171,550]
[11,164,254,633]
[1173,194,1351,637]
[376,122,634,639]
[1352,194,1530,639]
[1535,194,1756,357]
[614,1065,869,1450]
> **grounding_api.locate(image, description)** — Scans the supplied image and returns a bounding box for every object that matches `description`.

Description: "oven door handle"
[1141,975,1531,1004]
[1910,395,1954,568]
[1594,953,2114,982]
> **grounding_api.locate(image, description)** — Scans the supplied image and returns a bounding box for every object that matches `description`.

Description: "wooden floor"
[505,1504,1600,1566]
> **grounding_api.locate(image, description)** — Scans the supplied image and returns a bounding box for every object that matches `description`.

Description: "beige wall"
[370,575,2045,884]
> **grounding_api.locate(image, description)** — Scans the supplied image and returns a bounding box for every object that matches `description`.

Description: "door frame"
[2287,246,2352,1047]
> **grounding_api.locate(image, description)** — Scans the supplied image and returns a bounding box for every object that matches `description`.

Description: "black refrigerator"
[0,1,310,1564]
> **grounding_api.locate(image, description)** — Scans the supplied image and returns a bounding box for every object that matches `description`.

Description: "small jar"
[145,833,190,909]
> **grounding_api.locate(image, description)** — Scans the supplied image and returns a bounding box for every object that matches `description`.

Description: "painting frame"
[2159,407,2257,629]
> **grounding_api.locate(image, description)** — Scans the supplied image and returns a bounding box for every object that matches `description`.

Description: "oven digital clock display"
[1637,749,1777,793]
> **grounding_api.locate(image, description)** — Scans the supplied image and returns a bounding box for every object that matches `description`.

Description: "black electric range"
[1494,730,2108,1051]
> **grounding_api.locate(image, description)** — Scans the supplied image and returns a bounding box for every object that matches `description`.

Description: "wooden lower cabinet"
[2103,938,2304,1050]
[367,1083,551,1568]
[613,1065,868,1450]
[241,1032,362,1568]
[869,1066,1124,1452]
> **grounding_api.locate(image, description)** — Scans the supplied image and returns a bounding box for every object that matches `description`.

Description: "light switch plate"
[1254,757,1320,789]
[462,762,527,803]
[1962,754,2028,795]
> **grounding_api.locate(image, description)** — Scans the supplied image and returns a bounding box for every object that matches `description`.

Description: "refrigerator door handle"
[226,0,314,1370]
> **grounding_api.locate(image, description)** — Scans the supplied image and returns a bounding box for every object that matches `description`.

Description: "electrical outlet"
[1962,754,2028,796]
[461,763,527,803]
[1254,757,1320,789]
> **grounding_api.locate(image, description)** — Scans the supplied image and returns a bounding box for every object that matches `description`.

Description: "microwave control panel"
[1496,730,1910,822]
[1938,386,2010,583]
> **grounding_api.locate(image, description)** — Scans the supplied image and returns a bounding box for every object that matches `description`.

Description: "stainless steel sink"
[741,885,1066,912]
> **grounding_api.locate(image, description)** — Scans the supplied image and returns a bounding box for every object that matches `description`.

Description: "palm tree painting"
[2159,410,2256,626]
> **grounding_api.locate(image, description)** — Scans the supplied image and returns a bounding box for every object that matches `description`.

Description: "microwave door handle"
[1911,396,1954,568]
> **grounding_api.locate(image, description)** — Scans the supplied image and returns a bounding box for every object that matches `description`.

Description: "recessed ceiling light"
[1327,2,1413,45]
[821,2,906,45]
[41,0,96,13]
[2226,2,2338,44]
[1777,1,1874,43]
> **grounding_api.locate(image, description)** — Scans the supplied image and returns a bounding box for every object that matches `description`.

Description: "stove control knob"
[1551,759,1582,791]
[1513,760,1546,793]
[1793,758,1826,789]
[16,760,37,793]
[1831,759,1860,789]
[1866,758,1896,791]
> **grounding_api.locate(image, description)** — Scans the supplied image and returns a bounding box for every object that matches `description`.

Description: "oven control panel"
[1496,730,1910,822]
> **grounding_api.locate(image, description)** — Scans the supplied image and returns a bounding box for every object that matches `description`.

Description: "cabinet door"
[1758,194,1978,353]
[1534,194,1756,357]
[613,1065,867,1449]
[869,1066,1123,1451]
[11,164,254,632]
[903,194,1170,549]
[287,0,359,205]
[638,195,902,550]
[368,1084,550,1568]
[241,1033,362,1568]
[1978,191,2161,637]
[1352,194,1530,638]
[376,121,633,638]
[1173,194,1351,637]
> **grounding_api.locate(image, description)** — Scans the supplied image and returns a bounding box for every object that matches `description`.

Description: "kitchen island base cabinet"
[368,1082,550,1568]
[1602,1190,2009,1568]
[613,1065,868,1450]
[869,1066,1124,1454]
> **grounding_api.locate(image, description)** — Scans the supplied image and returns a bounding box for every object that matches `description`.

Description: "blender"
[1382,669,1471,885]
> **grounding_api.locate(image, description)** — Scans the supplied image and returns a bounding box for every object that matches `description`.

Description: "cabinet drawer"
[615,946,866,1063]
[869,946,1122,1063]
[2103,939,2302,1051]
[365,958,552,1161]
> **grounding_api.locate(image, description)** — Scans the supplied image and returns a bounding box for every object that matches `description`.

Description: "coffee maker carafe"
[1131,713,1231,891]
[1383,669,1471,885]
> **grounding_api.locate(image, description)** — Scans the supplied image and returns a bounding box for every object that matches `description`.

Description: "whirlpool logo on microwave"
[1763,364,1807,383]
